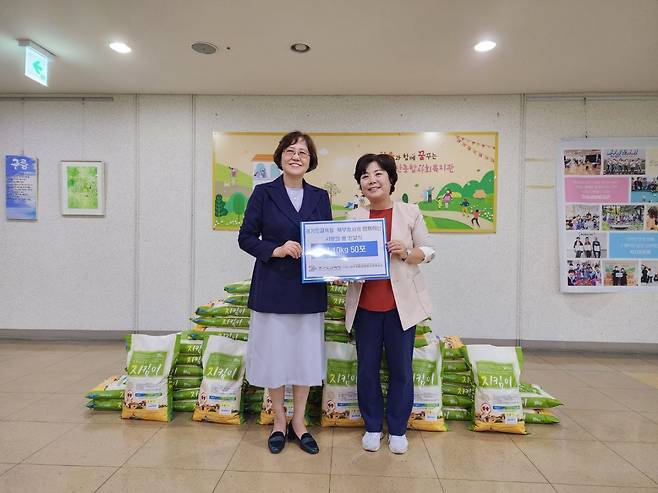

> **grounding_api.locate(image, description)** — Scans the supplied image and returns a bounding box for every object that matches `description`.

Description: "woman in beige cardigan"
[344,153,435,454]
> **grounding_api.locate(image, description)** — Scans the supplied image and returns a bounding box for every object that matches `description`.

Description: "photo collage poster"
[558,138,658,292]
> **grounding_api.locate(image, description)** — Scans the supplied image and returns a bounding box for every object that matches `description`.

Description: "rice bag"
[87,399,123,411]
[196,300,251,317]
[524,408,560,424]
[122,333,180,422]
[192,335,247,425]
[86,375,127,399]
[407,341,446,431]
[443,406,473,421]
[321,341,363,427]
[465,344,526,434]
[259,385,296,425]
[224,280,251,293]
[520,383,562,408]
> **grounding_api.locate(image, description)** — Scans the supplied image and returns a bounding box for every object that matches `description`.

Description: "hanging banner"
[212,132,498,233]
[5,155,38,220]
[558,139,658,292]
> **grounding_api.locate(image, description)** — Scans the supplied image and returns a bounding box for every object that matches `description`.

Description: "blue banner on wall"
[5,155,38,220]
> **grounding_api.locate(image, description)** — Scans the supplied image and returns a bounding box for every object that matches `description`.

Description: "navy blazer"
[238,175,332,314]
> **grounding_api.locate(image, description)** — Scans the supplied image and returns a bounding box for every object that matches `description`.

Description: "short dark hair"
[273,131,318,172]
[353,153,398,194]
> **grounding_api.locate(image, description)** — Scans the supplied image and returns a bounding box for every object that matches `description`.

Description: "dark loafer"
[288,422,320,454]
[268,431,286,454]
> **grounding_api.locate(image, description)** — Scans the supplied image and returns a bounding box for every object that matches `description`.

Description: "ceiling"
[1,0,657,95]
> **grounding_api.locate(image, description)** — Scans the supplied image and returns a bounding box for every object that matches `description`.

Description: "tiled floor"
[1,340,657,492]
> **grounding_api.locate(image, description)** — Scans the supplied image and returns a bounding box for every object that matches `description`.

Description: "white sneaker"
[362,431,383,452]
[388,434,408,454]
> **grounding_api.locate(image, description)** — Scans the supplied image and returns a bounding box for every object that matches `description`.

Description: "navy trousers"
[353,307,416,436]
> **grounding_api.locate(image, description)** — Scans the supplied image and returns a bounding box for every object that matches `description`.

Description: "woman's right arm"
[238,187,279,262]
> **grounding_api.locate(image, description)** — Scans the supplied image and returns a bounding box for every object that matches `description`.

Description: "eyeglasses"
[283,148,310,160]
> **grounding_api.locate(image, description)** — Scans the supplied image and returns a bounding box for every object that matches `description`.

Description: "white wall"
[521,96,658,344]
[1,96,137,331]
[0,93,656,344]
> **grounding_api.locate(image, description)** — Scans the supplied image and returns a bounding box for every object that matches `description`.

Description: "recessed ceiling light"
[474,40,496,52]
[109,42,132,54]
[291,43,310,53]
[191,42,217,55]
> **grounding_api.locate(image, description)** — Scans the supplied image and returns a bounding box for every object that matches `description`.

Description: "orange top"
[358,208,396,311]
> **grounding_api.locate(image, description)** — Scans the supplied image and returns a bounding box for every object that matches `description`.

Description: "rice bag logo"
[205,353,243,380]
[412,359,438,387]
[476,361,517,388]
[326,359,357,386]
[128,351,167,377]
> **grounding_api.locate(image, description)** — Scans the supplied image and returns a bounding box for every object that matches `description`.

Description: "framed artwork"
[60,161,105,215]
[212,132,498,233]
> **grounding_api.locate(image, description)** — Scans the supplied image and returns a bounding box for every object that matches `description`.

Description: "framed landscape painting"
[60,161,105,216]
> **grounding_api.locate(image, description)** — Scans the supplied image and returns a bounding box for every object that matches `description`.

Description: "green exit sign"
[25,46,48,86]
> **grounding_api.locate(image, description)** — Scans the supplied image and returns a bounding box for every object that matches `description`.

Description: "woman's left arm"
[404,207,435,265]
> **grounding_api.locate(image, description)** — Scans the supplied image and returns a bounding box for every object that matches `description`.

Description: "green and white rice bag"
[192,335,247,425]
[196,300,251,317]
[180,339,204,355]
[87,399,123,411]
[408,341,446,431]
[86,375,127,399]
[442,394,474,408]
[224,280,251,294]
[524,408,560,424]
[520,383,562,408]
[259,385,296,425]
[465,344,526,434]
[173,376,202,389]
[173,400,197,412]
[223,294,249,306]
[443,406,473,421]
[322,342,363,427]
[191,316,250,328]
[122,333,180,422]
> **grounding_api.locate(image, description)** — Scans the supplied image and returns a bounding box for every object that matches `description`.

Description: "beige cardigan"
[344,202,434,332]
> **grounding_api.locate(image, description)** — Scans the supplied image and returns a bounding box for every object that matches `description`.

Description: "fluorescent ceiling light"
[474,40,496,52]
[109,42,132,54]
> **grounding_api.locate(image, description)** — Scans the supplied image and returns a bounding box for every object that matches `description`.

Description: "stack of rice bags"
[191,280,251,341]
[243,383,265,418]
[86,375,127,411]
[521,383,562,424]
[172,334,204,412]
[322,323,446,432]
[440,336,475,422]
[192,281,254,415]
[324,283,349,344]
[463,344,526,434]
[122,333,180,422]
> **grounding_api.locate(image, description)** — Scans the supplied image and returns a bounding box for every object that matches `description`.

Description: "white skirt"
[246,311,326,389]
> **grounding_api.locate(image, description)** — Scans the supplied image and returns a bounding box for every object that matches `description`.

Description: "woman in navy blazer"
[238,131,332,455]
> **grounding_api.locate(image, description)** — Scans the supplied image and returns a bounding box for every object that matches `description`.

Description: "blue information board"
[5,155,37,220]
